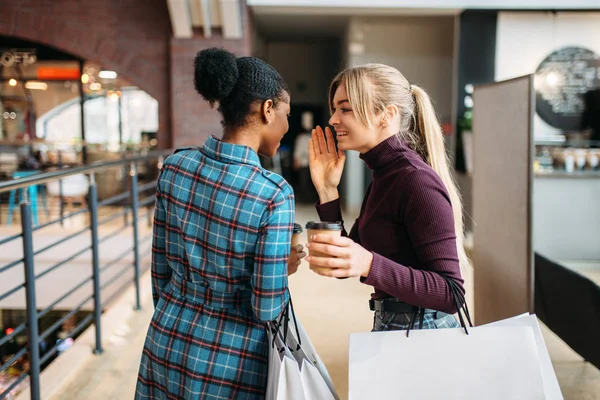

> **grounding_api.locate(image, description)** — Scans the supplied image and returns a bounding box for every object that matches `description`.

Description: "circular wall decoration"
[534,47,600,131]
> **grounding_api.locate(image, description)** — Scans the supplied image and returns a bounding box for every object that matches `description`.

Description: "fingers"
[306,255,347,269]
[325,127,336,154]
[308,134,317,161]
[289,245,306,262]
[316,126,328,155]
[305,242,347,258]
[309,234,352,247]
[311,266,351,279]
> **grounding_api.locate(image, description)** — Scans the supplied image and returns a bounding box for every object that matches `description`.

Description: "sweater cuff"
[315,199,343,223]
[361,252,388,286]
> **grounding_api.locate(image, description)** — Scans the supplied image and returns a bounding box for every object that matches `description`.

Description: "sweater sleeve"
[361,169,465,314]
[315,183,373,244]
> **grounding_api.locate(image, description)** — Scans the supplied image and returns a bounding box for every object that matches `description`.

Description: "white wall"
[341,15,455,211]
[248,0,600,10]
[495,12,600,138]
[347,16,455,121]
[533,177,600,260]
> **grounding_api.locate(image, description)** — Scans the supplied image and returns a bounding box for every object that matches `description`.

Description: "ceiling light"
[546,72,559,86]
[25,81,48,90]
[8,79,17,86]
[99,70,117,79]
[81,74,90,84]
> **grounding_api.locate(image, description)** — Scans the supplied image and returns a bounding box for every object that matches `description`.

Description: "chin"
[337,141,351,151]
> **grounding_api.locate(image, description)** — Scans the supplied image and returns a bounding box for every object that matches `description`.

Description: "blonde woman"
[305,64,472,331]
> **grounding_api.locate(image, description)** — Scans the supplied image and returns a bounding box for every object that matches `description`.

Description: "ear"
[385,104,400,121]
[378,104,400,129]
[261,99,275,124]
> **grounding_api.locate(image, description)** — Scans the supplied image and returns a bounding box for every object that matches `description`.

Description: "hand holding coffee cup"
[292,223,303,248]
[288,244,306,276]
[288,223,306,276]
[305,221,374,278]
[305,221,342,273]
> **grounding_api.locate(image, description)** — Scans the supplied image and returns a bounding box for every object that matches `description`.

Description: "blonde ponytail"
[329,65,473,311]
[412,85,473,301]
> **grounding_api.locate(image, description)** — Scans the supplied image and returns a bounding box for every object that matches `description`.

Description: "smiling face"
[328,84,381,154]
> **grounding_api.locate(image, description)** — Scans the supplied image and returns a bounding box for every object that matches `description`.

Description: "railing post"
[130,163,141,310]
[21,201,41,400]
[88,172,103,354]
[122,153,129,227]
[58,150,65,226]
[147,156,163,228]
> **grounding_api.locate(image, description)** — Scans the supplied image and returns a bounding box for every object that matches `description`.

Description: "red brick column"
[0,0,253,149]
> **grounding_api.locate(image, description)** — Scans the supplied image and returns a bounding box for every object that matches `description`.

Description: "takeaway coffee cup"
[292,223,303,248]
[305,221,343,270]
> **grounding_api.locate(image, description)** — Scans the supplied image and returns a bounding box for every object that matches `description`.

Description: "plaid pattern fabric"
[372,309,460,332]
[136,136,294,400]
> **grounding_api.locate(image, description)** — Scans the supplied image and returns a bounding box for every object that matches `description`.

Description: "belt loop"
[204,283,212,306]
[234,290,241,308]
[180,278,187,297]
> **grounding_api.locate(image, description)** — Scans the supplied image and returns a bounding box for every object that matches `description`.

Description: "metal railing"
[0,149,172,400]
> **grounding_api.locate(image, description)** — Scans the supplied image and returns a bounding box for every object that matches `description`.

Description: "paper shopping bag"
[267,298,340,400]
[481,314,563,399]
[299,358,337,400]
[348,325,545,400]
[267,325,305,400]
[266,326,283,400]
[283,316,340,400]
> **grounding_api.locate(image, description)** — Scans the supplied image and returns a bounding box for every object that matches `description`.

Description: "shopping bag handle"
[406,277,473,337]
[267,297,302,352]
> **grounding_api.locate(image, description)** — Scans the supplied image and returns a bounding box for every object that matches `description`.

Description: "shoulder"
[157,147,199,191]
[399,168,452,220]
[260,169,294,201]
[163,147,197,166]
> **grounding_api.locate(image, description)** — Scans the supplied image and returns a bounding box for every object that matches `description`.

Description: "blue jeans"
[372,309,460,332]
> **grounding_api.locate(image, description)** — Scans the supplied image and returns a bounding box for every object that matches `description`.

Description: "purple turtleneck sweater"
[316,136,464,314]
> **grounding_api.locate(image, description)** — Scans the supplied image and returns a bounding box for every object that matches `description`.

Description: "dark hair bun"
[194,48,239,103]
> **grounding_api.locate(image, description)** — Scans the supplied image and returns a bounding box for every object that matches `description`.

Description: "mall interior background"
[1,1,599,398]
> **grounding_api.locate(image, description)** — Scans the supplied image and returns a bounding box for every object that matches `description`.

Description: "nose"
[329,111,339,126]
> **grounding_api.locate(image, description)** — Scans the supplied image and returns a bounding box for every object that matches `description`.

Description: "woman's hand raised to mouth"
[308,126,346,204]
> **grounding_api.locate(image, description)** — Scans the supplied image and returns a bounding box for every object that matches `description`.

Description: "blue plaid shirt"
[137,136,295,399]
[151,136,293,321]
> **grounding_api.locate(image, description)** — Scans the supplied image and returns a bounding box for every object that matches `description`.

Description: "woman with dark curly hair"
[135,48,305,399]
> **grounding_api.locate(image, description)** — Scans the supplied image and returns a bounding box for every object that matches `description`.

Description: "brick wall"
[0,0,172,147]
[169,7,253,148]
[0,0,252,149]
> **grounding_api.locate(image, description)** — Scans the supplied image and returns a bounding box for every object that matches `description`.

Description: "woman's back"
[136,47,297,399]
[159,139,293,305]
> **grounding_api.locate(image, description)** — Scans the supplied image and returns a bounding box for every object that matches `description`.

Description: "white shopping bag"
[299,359,337,400]
[266,327,283,399]
[266,307,339,400]
[284,317,339,400]
[348,325,545,400]
[267,326,306,400]
[279,347,306,400]
[481,314,563,399]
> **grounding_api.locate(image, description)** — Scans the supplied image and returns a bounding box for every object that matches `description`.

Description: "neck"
[222,126,261,154]
[359,130,396,154]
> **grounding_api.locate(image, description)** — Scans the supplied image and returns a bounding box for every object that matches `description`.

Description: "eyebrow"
[336,99,349,106]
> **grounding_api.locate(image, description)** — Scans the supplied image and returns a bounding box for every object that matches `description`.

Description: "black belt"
[369,298,418,314]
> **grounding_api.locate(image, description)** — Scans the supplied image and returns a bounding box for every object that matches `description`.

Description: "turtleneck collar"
[359,135,411,170]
